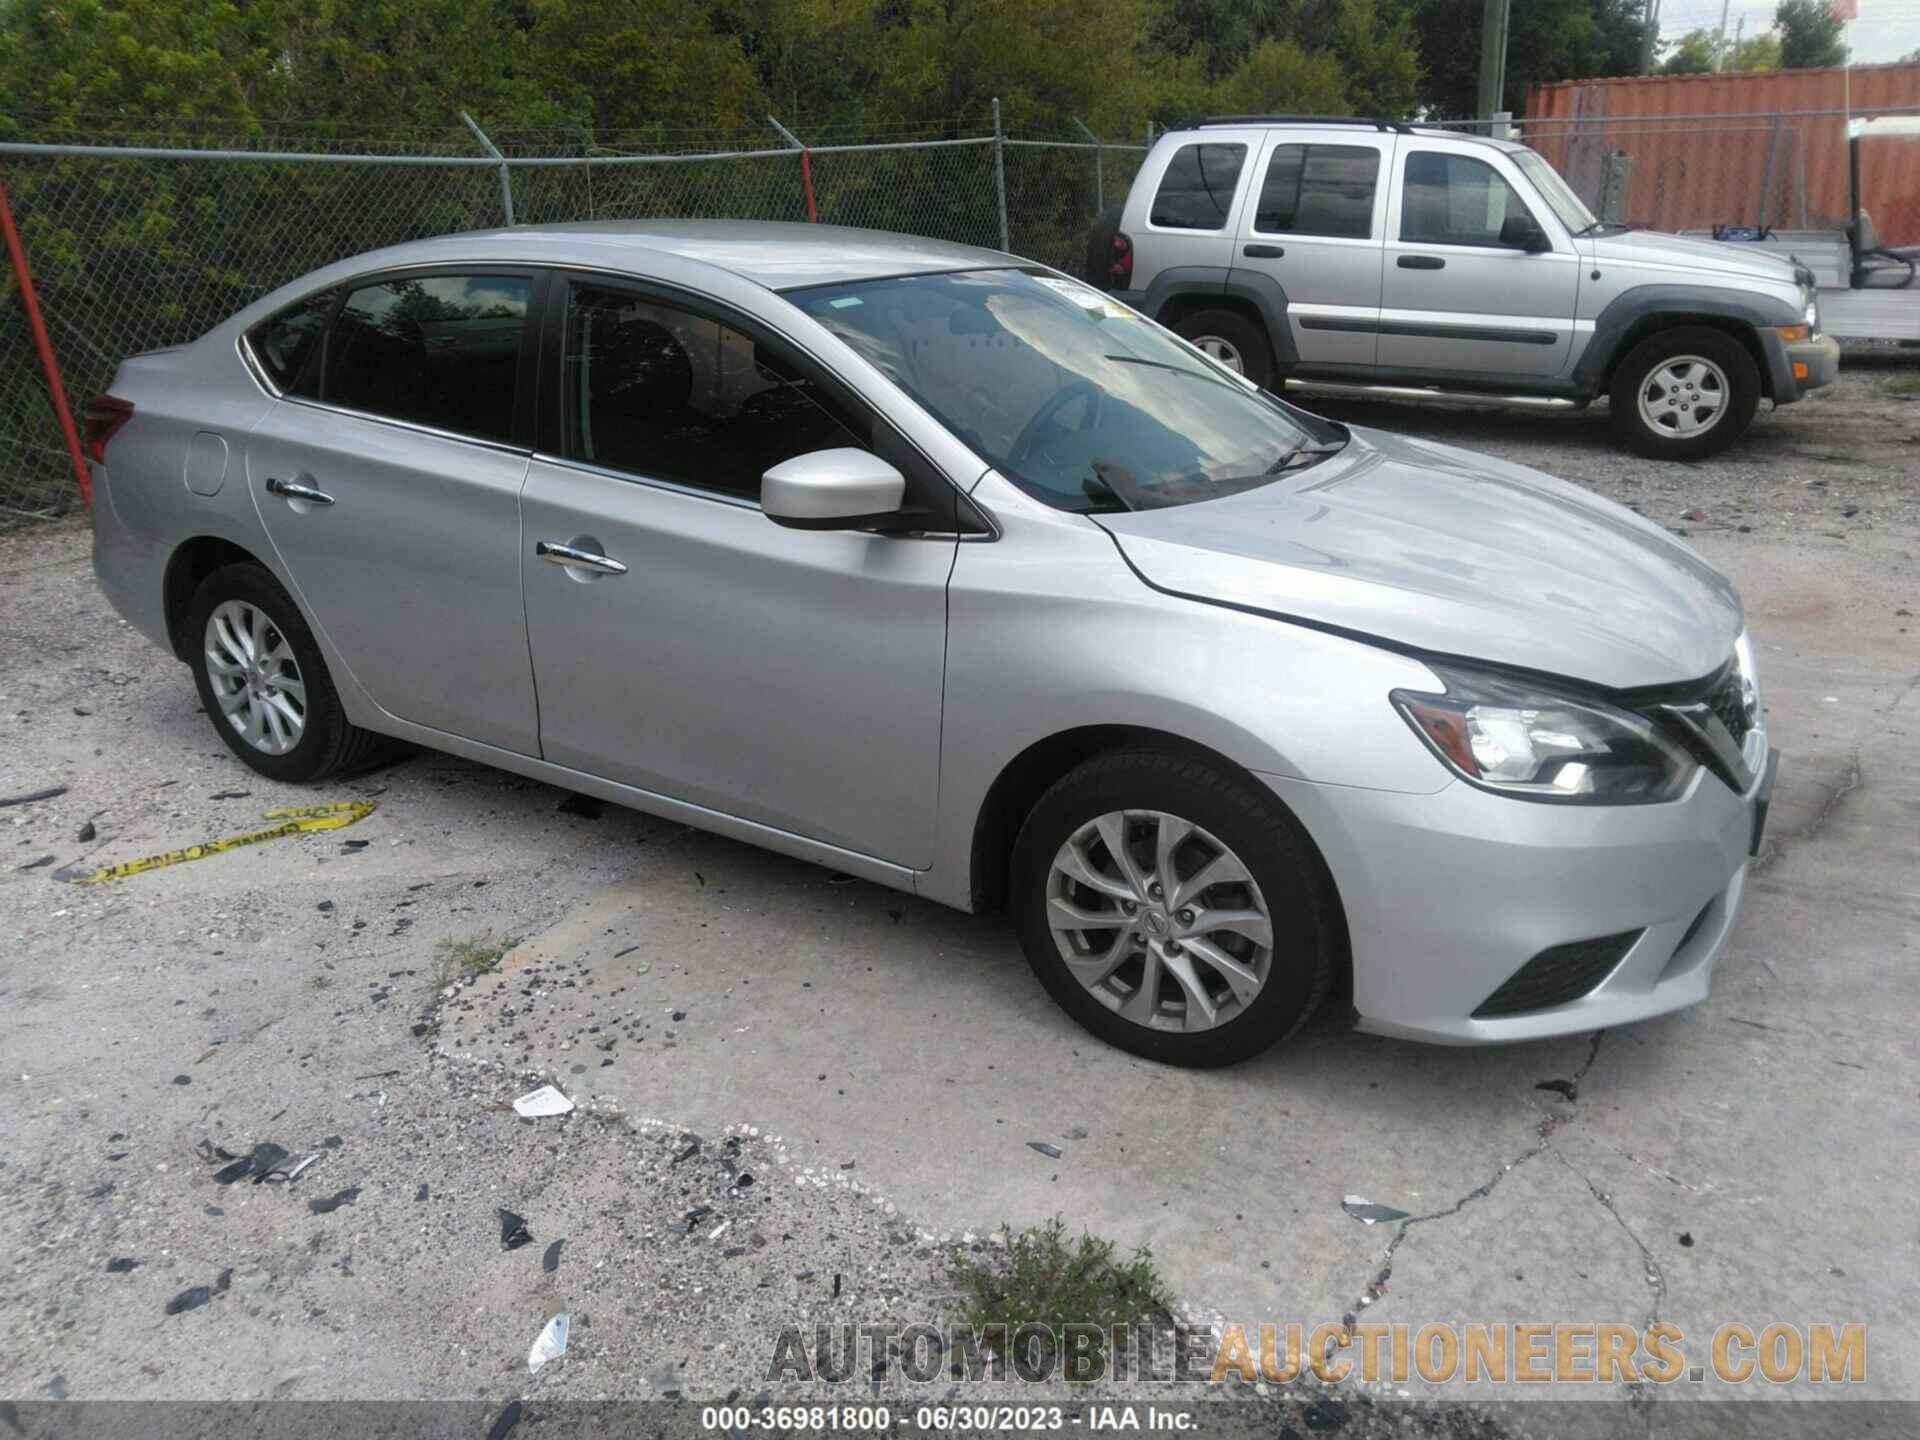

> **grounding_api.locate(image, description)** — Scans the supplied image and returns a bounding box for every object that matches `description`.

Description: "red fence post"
[800,149,818,223]
[0,174,90,510]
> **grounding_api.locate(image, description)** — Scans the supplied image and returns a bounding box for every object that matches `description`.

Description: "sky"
[1660,0,1920,63]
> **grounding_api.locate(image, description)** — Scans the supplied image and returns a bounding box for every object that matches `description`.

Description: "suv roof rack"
[1183,115,1416,135]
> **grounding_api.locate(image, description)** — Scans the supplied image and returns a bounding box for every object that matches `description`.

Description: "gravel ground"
[1,358,1914,1435]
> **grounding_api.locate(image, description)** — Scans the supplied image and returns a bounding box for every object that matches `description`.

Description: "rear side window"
[1255,145,1379,238]
[1401,152,1536,248]
[246,289,337,393]
[318,274,531,442]
[1150,144,1247,230]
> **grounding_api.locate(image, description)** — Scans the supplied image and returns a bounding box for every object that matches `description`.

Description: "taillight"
[1109,232,1134,290]
[82,395,134,464]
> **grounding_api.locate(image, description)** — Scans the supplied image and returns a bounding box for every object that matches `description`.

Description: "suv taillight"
[82,395,134,464]
[1109,231,1134,290]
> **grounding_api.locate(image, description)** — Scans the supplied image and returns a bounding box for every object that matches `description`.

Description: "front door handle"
[536,540,628,576]
[1243,243,1285,259]
[265,477,334,505]
[1397,255,1446,270]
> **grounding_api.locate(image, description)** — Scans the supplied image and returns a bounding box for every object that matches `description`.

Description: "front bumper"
[1759,326,1840,403]
[1263,758,1771,1045]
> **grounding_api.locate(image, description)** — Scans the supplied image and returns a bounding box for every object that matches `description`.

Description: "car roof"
[361,220,1020,293]
[1170,117,1527,153]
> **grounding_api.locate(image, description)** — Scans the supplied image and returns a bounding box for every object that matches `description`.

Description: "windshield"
[1512,150,1598,234]
[789,268,1341,513]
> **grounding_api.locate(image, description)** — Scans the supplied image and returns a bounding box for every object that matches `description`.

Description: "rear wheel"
[1171,308,1274,389]
[1609,326,1759,459]
[186,562,388,783]
[1010,749,1337,1067]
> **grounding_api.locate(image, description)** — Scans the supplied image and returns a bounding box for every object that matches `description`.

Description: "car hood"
[1588,228,1801,288]
[1095,426,1743,691]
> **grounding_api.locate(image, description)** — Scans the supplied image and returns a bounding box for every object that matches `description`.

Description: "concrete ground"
[2,360,1915,1433]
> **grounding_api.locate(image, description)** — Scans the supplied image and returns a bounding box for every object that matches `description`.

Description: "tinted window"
[320,275,529,441]
[563,284,866,503]
[247,289,337,393]
[1150,144,1247,230]
[1255,145,1379,238]
[1401,152,1536,248]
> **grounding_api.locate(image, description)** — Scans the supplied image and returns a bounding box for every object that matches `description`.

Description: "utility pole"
[1477,0,1512,120]
[1714,0,1731,71]
[1641,0,1663,74]
[1730,16,1745,69]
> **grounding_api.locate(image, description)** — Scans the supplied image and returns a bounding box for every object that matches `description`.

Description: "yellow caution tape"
[70,801,377,885]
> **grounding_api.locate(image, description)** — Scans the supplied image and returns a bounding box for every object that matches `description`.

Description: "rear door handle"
[1242,243,1285,259]
[264,477,334,505]
[536,540,628,576]
[1397,255,1446,270]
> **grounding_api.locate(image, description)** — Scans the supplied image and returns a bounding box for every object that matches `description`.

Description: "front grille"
[1705,667,1752,750]
[1472,931,1643,1018]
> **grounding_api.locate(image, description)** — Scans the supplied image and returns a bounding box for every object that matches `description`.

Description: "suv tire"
[186,562,392,783]
[1172,308,1274,389]
[1609,326,1760,459]
[1010,748,1337,1068]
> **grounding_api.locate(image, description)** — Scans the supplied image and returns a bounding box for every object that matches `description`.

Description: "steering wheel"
[1009,381,1103,466]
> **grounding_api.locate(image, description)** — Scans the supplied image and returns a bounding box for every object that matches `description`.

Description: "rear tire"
[186,562,389,783]
[1171,308,1275,389]
[1010,749,1337,1068]
[1608,326,1759,459]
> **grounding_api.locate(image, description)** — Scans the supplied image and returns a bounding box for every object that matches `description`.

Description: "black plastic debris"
[733,1173,755,1189]
[832,1273,843,1298]
[208,790,251,801]
[17,855,54,871]
[827,872,856,885]
[1679,1231,1695,1247]
[557,792,605,819]
[1027,1141,1063,1159]
[543,1239,564,1274]
[414,1183,429,1202]
[165,1285,213,1315]
[341,839,369,853]
[0,785,66,808]
[308,1186,360,1215]
[316,900,335,913]
[105,1258,139,1274]
[670,1137,701,1166]
[170,1075,192,1087]
[499,1208,534,1251]
[209,1141,293,1185]
[486,1400,523,1440]
[685,1205,713,1234]
[77,821,96,842]
[1535,1078,1578,1101]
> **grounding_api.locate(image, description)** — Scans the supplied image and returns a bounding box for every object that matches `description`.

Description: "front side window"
[1150,143,1248,230]
[1400,152,1537,248]
[247,288,337,394]
[1255,144,1380,238]
[562,284,867,502]
[319,274,530,442]
[791,269,1340,514]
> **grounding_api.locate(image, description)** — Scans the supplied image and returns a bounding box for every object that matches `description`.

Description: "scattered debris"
[17,855,54,871]
[207,790,251,801]
[1027,1141,1063,1159]
[1342,1195,1411,1226]
[486,1400,523,1440]
[1535,1078,1578,1101]
[105,1258,139,1274]
[316,900,335,913]
[671,1137,701,1166]
[202,1140,294,1185]
[499,1208,534,1251]
[557,792,605,819]
[414,1183,429,1202]
[170,1075,191,1086]
[1065,1126,1089,1141]
[512,1084,574,1119]
[67,802,377,885]
[0,785,67,808]
[1679,1232,1695,1248]
[164,1285,213,1315]
[307,1186,360,1215]
[542,1239,564,1273]
[527,1313,570,1374]
[77,821,96,842]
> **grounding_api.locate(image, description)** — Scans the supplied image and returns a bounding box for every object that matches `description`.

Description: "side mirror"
[762,448,908,531]
[1501,214,1551,253]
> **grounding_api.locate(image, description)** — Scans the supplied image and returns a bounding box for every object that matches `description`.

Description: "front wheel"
[1608,326,1760,459]
[1010,749,1338,1067]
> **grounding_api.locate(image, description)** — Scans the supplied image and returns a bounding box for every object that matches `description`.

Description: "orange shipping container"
[1525,64,1920,243]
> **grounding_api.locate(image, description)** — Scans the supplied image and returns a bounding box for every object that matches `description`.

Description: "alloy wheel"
[1191,335,1245,373]
[1636,354,1729,438]
[1045,809,1274,1032]
[204,599,307,755]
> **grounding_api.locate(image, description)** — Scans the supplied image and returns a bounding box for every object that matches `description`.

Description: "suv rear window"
[1150,144,1247,230]
[1255,144,1379,238]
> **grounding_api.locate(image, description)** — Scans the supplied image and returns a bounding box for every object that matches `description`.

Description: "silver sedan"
[87,222,1775,1066]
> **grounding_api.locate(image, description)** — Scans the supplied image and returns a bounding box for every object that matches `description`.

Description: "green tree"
[1660,28,1719,73]
[1733,31,1783,70]
[1413,0,1649,117]
[1775,0,1847,68]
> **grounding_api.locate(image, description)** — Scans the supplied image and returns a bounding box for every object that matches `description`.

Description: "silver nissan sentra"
[87,221,1776,1067]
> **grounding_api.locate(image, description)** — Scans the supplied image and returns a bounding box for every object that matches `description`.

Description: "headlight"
[1392,664,1698,803]
[1803,298,1819,330]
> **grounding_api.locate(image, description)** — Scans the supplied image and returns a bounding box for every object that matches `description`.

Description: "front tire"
[1609,326,1760,459]
[186,562,386,783]
[1171,308,1275,389]
[1010,749,1338,1068]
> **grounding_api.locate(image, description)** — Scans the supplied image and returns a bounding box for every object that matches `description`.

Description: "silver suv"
[1091,117,1840,458]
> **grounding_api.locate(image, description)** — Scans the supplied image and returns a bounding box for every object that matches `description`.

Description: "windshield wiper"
[1102,354,1236,389]
[1572,220,1629,237]
[1263,440,1348,474]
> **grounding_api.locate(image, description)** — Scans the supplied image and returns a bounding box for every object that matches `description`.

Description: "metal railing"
[0,113,1145,523]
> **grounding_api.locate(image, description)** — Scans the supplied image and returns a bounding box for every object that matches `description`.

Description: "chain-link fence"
[0,121,1143,524]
